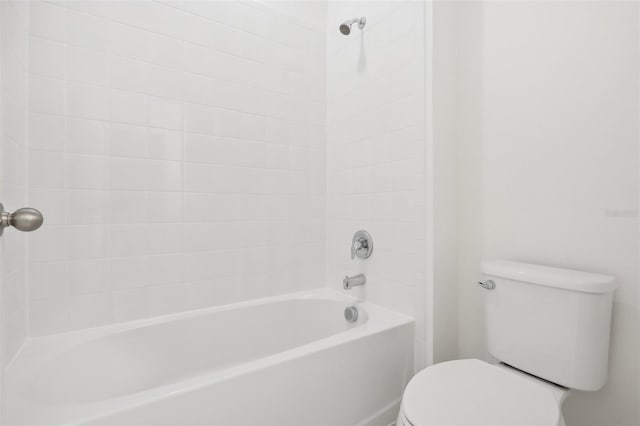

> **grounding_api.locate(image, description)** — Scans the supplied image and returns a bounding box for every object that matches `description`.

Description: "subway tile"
[29,37,65,79]
[67,82,111,120]
[183,103,214,134]
[183,162,218,193]
[30,298,70,336]
[67,117,109,155]
[108,123,148,158]
[66,46,109,86]
[22,0,336,336]
[29,75,65,115]
[182,73,212,105]
[110,55,151,93]
[147,66,183,100]
[68,259,110,295]
[182,42,217,76]
[67,189,109,224]
[4,304,27,360]
[29,262,68,300]
[66,9,109,51]
[148,128,182,161]
[147,192,182,223]
[110,256,149,290]
[108,225,150,257]
[149,97,182,130]
[187,277,243,310]
[110,191,149,224]
[147,224,182,254]
[65,1,111,19]
[146,160,182,192]
[67,292,113,328]
[183,132,216,163]
[113,288,149,322]
[110,89,149,125]
[147,282,189,316]
[29,188,66,225]
[148,32,184,69]
[67,154,109,190]
[110,157,147,191]
[108,21,151,61]
[29,1,66,42]
[29,112,65,151]
[109,1,154,32]
[2,142,27,187]
[29,225,67,262]
[29,151,65,189]
[67,225,108,260]
[147,254,184,285]
[3,250,27,296]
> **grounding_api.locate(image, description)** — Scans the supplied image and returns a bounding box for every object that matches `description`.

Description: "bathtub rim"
[5,287,414,426]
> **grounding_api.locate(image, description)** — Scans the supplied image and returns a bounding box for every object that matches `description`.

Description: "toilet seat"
[401,359,562,426]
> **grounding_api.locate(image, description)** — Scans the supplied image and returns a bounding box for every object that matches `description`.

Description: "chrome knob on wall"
[0,203,44,236]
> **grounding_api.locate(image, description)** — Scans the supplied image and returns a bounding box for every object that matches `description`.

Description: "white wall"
[0,0,29,364]
[326,1,426,369]
[26,0,327,335]
[448,2,639,425]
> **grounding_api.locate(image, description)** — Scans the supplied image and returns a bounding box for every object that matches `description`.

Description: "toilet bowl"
[397,359,568,426]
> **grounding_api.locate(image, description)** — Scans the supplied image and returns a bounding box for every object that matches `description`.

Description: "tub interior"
[28,298,358,405]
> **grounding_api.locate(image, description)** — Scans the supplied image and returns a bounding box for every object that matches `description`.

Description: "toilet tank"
[482,260,616,391]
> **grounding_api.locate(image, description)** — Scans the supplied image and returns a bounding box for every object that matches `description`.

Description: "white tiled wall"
[26,0,327,335]
[1,0,29,364]
[325,1,426,369]
[14,0,428,355]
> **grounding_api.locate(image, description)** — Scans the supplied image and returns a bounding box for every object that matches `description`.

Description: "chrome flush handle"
[477,279,496,290]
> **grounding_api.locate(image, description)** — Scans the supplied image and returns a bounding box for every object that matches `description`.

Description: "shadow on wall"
[358,33,367,72]
[563,302,640,426]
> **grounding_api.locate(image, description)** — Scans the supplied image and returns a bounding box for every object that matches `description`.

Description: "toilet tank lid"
[482,260,617,294]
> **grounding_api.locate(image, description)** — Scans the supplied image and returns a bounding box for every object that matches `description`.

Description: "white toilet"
[398,260,617,426]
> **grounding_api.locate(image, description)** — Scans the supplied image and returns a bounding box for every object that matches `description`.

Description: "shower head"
[339,17,366,35]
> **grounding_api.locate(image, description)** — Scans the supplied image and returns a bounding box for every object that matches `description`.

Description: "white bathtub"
[5,288,414,426]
